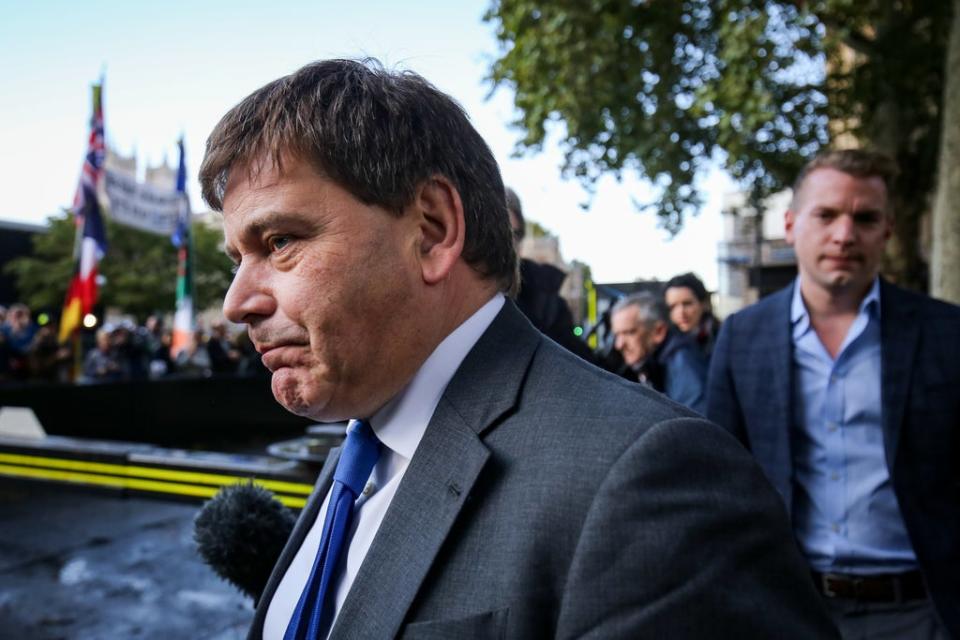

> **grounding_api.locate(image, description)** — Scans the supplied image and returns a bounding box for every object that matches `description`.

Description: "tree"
[931,0,960,304]
[485,0,952,290]
[4,212,234,320]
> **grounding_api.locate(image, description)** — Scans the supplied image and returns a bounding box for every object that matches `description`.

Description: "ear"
[651,321,669,345]
[413,176,466,285]
[784,208,796,245]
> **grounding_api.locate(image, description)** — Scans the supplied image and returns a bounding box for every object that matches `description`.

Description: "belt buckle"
[890,575,903,603]
[820,573,843,598]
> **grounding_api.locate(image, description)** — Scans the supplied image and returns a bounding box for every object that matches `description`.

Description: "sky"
[1,0,733,289]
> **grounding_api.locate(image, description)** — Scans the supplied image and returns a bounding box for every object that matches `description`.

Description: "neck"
[434,266,500,339]
[798,276,873,320]
[390,267,498,396]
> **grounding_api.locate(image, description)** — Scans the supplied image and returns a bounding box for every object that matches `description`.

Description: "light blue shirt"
[790,277,917,574]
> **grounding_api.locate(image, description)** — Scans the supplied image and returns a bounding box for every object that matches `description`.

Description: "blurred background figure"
[207,321,242,375]
[27,325,71,383]
[175,328,212,377]
[2,303,38,380]
[82,328,127,382]
[139,315,175,379]
[664,272,721,361]
[610,292,707,414]
[505,186,595,363]
[111,321,145,380]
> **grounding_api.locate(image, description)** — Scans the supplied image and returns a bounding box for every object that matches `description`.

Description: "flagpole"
[59,79,107,355]
[170,136,195,360]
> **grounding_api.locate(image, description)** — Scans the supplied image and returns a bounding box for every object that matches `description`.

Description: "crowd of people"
[506,185,719,415]
[0,305,265,384]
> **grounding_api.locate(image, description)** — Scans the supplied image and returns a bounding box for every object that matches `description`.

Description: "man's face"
[664,286,704,334]
[611,305,662,367]
[786,168,892,299]
[222,157,424,422]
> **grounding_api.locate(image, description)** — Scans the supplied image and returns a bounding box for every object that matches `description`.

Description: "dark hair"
[791,149,899,209]
[199,59,518,293]
[664,272,709,303]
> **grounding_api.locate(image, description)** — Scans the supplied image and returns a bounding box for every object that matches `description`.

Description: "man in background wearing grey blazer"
[200,59,836,639]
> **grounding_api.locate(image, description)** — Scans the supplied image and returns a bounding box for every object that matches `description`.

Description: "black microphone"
[194,481,297,602]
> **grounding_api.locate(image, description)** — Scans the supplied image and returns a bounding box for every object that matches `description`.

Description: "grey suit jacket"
[250,301,836,639]
[706,279,960,636]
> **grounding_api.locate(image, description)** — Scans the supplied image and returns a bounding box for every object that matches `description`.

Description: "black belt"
[812,570,927,603]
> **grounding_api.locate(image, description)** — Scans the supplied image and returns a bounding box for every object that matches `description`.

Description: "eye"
[268,235,292,252]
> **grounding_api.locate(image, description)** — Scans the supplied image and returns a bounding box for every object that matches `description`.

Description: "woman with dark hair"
[664,272,720,360]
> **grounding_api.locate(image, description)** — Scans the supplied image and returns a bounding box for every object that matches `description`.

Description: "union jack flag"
[72,82,106,235]
[59,81,108,344]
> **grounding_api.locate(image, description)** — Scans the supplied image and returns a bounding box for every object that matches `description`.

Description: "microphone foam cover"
[194,481,297,601]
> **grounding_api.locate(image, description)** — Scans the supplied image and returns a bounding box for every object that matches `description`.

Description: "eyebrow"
[224,209,326,260]
[244,209,323,238]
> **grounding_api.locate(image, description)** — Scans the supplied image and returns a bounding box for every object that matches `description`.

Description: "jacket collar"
[329,300,540,639]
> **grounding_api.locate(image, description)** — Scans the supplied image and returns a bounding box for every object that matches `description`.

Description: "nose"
[222,262,276,325]
[831,214,856,246]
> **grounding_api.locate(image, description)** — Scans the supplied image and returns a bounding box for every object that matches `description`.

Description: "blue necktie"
[284,419,381,640]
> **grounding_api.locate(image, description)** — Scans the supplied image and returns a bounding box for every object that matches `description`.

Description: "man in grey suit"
[707,149,959,638]
[200,59,836,639]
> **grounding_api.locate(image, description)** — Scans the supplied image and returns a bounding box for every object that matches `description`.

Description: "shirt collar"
[790,275,882,329]
[366,293,505,461]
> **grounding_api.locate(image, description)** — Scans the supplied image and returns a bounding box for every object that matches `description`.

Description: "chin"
[825,274,859,290]
[271,369,323,418]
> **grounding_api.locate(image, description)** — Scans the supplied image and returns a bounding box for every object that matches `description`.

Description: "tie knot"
[333,420,381,496]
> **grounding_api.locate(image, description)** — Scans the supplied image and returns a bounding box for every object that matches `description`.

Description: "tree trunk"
[931,0,960,303]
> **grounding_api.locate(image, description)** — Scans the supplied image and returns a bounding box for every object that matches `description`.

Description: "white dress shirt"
[263,293,505,640]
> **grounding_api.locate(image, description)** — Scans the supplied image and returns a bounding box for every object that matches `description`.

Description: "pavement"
[0,479,255,640]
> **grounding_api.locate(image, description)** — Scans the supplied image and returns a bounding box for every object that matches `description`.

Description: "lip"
[257,343,307,372]
[822,255,860,267]
[255,343,282,356]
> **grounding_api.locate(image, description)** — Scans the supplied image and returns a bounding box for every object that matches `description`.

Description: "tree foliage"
[4,212,234,319]
[486,0,952,288]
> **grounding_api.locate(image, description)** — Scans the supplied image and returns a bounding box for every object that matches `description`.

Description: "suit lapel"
[249,446,341,638]
[330,301,539,639]
[746,285,795,503]
[879,280,918,470]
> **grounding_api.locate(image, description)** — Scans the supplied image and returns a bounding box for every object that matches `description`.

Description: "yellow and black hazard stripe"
[0,452,314,508]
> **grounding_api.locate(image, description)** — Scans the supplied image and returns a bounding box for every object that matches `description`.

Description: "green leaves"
[487,0,828,232]
[4,212,234,319]
[485,0,947,252]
